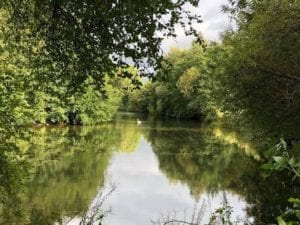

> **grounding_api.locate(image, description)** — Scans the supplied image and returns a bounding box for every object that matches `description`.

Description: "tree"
[212,0,300,139]
[1,0,202,87]
[128,42,215,119]
[74,76,122,124]
[0,0,204,127]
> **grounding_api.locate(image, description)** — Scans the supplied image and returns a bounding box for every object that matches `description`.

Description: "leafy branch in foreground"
[261,139,300,225]
[276,198,300,225]
[261,139,300,181]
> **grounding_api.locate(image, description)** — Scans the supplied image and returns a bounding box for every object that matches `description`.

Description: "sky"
[161,0,233,53]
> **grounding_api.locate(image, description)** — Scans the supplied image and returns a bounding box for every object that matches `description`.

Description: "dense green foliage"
[0,0,203,126]
[214,0,300,139]
[0,10,125,126]
[0,1,199,217]
[128,44,213,119]
[0,0,202,126]
[0,0,201,84]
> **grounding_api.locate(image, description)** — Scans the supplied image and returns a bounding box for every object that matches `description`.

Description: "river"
[0,113,297,225]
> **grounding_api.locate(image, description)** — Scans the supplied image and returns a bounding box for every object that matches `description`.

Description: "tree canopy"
[216,0,300,138]
[0,0,202,85]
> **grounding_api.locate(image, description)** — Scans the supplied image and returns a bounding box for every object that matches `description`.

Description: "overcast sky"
[161,0,233,53]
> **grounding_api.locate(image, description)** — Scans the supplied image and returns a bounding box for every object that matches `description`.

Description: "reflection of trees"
[143,124,300,224]
[0,129,29,219]
[0,120,143,224]
[0,117,143,224]
[0,125,123,224]
[21,151,111,224]
[27,125,120,162]
[0,153,26,217]
[229,167,300,224]
[143,126,255,197]
[113,120,141,153]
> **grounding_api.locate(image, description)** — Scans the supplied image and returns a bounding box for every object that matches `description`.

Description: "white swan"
[137,118,142,125]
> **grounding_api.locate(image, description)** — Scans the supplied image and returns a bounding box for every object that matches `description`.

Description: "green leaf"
[277,216,287,225]
[273,156,287,167]
[288,198,300,208]
[261,163,274,170]
[288,157,296,167]
[295,210,300,219]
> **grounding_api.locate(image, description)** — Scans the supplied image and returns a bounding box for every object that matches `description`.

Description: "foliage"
[126,82,157,113]
[208,201,233,225]
[0,9,124,126]
[277,198,300,225]
[211,0,300,139]
[0,0,202,85]
[261,139,300,180]
[116,67,143,112]
[261,138,300,225]
[127,43,215,119]
[73,76,122,124]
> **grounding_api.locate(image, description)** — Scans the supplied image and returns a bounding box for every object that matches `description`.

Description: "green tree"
[128,42,215,120]
[213,0,300,139]
[1,0,202,86]
[74,76,122,124]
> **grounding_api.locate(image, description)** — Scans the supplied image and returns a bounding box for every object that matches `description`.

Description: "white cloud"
[160,0,233,53]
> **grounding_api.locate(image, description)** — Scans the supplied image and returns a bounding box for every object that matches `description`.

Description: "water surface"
[0,113,296,225]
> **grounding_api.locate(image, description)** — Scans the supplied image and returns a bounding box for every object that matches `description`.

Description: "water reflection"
[142,123,258,197]
[0,113,298,225]
[101,137,248,225]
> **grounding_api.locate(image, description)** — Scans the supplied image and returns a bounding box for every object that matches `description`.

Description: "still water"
[0,113,296,225]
